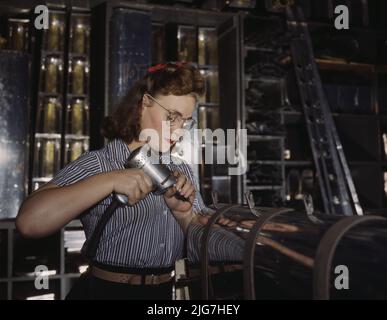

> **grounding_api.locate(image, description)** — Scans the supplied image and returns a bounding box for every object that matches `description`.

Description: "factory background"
[1,0,387,300]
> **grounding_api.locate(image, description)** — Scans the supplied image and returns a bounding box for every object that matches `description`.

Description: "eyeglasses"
[145,93,196,130]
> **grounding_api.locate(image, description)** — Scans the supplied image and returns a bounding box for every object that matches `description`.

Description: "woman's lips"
[165,139,176,145]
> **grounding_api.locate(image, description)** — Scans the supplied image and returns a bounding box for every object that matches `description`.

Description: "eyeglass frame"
[144,93,197,130]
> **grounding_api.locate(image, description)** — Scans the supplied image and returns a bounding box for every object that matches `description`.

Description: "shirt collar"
[105,138,132,164]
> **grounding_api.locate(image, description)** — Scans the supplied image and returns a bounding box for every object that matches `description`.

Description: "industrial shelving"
[217,8,387,213]
[0,2,91,300]
[0,219,85,300]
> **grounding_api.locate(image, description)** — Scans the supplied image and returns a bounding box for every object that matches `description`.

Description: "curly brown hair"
[101,62,205,144]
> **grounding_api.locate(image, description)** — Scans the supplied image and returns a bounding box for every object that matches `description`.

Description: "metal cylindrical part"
[125,144,176,194]
[115,145,178,205]
[186,204,387,300]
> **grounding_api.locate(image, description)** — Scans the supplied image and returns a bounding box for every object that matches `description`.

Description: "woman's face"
[140,93,196,153]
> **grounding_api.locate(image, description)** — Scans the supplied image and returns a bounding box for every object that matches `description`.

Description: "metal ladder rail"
[286,6,363,216]
[287,9,336,214]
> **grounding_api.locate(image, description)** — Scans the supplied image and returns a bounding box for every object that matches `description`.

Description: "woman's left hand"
[164,171,195,213]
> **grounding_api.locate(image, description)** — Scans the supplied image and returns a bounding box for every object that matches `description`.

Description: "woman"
[16,62,209,300]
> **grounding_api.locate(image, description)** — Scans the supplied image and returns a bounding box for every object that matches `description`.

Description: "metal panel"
[217,15,242,204]
[108,8,151,113]
[0,51,30,220]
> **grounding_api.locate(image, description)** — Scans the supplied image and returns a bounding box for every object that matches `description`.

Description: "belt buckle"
[146,272,173,285]
[150,274,155,285]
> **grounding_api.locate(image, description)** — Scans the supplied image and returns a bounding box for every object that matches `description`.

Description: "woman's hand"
[110,168,154,205]
[164,171,195,214]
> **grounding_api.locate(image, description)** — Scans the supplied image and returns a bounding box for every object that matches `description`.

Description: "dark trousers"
[66,264,174,300]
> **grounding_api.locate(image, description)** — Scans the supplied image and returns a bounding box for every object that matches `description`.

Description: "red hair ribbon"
[147,61,189,74]
[147,63,167,73]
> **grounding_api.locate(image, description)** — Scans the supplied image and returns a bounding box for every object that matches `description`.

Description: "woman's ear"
[140,94,151,120]
[142,94,151,108]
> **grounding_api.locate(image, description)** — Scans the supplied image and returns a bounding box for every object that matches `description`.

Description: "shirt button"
[159,243,165,248]
[163,209,168,216]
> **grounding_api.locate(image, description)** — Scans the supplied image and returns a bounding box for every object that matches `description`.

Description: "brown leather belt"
[91,266,175,285]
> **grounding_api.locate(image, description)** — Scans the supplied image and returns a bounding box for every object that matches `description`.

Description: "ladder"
[286,6,363,216]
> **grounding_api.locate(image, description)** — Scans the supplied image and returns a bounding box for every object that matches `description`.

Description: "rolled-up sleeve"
[50,151,101,187]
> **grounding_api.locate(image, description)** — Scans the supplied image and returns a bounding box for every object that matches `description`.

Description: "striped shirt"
[51,138,209,268]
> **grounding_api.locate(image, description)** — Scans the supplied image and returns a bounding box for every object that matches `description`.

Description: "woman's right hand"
[109,169,154,205]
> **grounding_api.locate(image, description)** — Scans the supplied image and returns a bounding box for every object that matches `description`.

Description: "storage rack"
[218,7,387,213]
[30,5,91,192]
[0,2,91,300]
